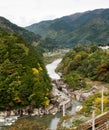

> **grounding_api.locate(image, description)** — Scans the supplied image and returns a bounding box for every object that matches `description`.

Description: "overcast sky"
[0,0,109,27]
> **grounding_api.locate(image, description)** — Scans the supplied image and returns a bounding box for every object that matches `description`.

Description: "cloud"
[0,0,108,26]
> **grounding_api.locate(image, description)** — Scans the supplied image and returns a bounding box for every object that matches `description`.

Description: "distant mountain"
[25,8,109,48]
[0,16,41,44]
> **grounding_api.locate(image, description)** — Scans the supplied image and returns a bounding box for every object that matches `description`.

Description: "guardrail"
[77,111,109,130]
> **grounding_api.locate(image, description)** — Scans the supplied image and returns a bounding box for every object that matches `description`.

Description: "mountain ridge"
[25,8,109,48]
[0,16,41,44]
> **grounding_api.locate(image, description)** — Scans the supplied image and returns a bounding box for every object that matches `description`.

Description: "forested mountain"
[26,8,109,48]
[0,29,52,110]
[0,17,41,44]
[57,44,109,90]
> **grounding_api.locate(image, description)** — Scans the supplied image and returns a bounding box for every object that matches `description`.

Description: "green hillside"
[0,17,41,44]
[57,44,109,90]
[26,9,109,49]
[0,29,52,110]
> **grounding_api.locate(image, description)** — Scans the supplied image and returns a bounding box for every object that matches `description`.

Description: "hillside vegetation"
[57,44,109,90]
[26,9,109,49]
[0,17,41,44]
[0,29,52,110]
[6,118,48,130]
[56,44,109,129]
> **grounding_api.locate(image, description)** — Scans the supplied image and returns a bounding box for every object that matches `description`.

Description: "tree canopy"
[0,29,52,110]
[57,44,109,90]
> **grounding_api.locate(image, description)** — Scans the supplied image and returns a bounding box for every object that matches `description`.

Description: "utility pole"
[101,86,104,113]
[63,102,65,116]
[92,107,95,130]
[62,102,65,128]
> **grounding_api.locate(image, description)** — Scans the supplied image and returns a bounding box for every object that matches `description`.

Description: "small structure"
[59,99,72,112]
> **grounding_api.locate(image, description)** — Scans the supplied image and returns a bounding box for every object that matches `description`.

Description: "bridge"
[77,111,109,130]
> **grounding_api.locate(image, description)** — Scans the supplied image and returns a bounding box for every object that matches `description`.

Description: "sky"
[0,0,109,27]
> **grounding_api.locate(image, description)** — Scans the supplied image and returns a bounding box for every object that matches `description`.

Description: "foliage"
[71,119,84,128]
[57,44,109,90]
[57,115,73,130]
[80,92,109,116]
[56,114,84,130]
[63,71,86,90]
[37,37,59,52]
[0,29,52,110]
[5,118,48,130]
[26,9,109,49]
[0,16,41,44]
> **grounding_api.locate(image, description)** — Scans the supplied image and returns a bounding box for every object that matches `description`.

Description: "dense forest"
[26,9,109,49]
[57,44,109,90]
[0,16,59,52]
[0,16,41,45]
[0,28,52,110]
[56,44,109,128]
[0,8,109,129]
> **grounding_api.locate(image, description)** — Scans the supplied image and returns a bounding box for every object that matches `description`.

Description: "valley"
[25,8,109,49]
[0,58,81,130]
[43,49,69,64]
[0,7,109,130]
[0,46,109,130]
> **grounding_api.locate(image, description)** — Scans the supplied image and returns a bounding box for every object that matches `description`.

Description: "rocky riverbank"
[1,80,105,118]
[0,79,72,118]
[70,85,108,102]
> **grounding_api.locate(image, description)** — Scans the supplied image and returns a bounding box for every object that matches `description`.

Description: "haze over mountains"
[25,8,109,48]
[0,8,109,50]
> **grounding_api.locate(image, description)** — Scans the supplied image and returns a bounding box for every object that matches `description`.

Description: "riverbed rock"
[76,105,83,112]
[33,108,39,116]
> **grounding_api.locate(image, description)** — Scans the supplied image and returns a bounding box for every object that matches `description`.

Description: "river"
[34,59,81,130]
[36,58,81,130]
[34,99,81,130]
[46,58,62,79]
[0,59,81,130]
